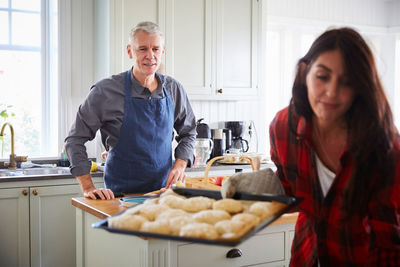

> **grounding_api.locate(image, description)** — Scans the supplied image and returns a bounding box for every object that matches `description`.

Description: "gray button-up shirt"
[65,69,196,177]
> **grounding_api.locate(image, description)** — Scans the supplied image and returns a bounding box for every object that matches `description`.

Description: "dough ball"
[159,195,185,209]
[179,223,219,240]
[159,189,186,199]
[214,219,245,235]
[139,203,170,221]
[124,204,145,216]
[108,214,148,231]
[182,196,215,212]
[140,219,170,235]
[169,216,196,235]
[157,208,188,220]
[193,209,231,225]
[143,198,159,205]
[249,201,274,219]
[212,198,243,214]
[232,213,261,228]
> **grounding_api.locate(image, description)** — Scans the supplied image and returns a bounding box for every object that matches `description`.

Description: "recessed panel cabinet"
[101,0,261,100]
[165,0,260,100]
[0,177,103,267]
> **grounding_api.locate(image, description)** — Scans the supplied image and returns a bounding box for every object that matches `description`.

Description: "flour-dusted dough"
[169,216,196,235]
[159,188,186,199]
[157,208,188,220]
[182,196,215,212]
[249,201,274,219]
[143,197,159,205]
[108,214,148,231]
[139,203,170,221]
[214,219,245,235]
[232,213,261,227]
[140,219,171,235]
[159,195,186,209]
[212,198,243,214]
[179,222,219,240]
[193,209,231,225]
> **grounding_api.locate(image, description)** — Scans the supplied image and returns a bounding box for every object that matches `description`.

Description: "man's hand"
[165,158,187,188]
[77,173,115,200]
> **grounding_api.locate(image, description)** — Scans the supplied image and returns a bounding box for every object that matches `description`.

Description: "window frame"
[0,0,59,158]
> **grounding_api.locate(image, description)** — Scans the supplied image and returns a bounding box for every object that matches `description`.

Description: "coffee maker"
[194,119,213,167]
[224,121,249,153]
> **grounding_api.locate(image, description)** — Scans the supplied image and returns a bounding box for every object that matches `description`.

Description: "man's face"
[127,30,165,78]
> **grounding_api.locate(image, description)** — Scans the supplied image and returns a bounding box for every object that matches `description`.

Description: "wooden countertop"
[71,196,298,225]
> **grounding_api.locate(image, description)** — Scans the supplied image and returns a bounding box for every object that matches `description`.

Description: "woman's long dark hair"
[289,27,397,218]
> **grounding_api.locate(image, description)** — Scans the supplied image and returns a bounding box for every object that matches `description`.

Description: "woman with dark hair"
[222,27,400,266]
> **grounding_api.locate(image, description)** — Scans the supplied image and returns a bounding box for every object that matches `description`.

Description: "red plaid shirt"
[269,107,400,266]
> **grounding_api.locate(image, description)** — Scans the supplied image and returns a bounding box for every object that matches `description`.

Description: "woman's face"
[306,49,356,126]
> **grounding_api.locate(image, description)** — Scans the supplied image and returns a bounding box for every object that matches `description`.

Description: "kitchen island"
[72,192,298,267]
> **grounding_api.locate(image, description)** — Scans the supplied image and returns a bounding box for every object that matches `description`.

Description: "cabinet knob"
[226,248,242,258]
[22,189,28,196]
[217,88,223,94]
[32,189,38,196]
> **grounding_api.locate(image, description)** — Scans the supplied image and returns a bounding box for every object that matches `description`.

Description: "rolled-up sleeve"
[170,80,196,166]
[64,86,104,176]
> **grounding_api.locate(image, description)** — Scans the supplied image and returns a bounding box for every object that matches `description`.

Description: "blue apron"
[104,71,174,194]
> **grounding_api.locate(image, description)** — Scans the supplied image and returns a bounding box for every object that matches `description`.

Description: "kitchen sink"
[0,167,71,177]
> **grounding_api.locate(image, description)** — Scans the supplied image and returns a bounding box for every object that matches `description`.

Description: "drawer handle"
[217,88,223,94]
[226,248,242,258]
[32,189,38,196]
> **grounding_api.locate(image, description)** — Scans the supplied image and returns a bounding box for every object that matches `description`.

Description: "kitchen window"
[0,0,58,158]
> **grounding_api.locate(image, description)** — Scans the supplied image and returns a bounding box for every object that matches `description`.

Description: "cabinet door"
[108,0,166,74]
[30,184,82,267]
[0,188,30,267]
[215,0,259,97]
[165,0,213,95]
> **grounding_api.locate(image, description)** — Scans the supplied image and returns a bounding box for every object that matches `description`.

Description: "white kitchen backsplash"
[190,100,268,155]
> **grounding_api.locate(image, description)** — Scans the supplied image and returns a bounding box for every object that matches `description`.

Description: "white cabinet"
[30,184,82,267]
[165,0,260,100]
[97,0,260,100]
[77,211,294,267]
[0,188,30,267]
[0,176,104,267]
[176,231,284,267]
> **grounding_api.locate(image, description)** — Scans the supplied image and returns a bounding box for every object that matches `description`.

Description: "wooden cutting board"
[185,177,221,190]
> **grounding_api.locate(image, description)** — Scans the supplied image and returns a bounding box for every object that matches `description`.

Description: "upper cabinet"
[98,0,261,100]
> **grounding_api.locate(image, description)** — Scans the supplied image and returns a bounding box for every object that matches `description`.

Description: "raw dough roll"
[159,195,186,209]
[139,203,170,221]
[212,198,244,214]
[108,214,148,231]
[140,219,171,235]
[182,196,215,212]
[179,222,219,240]
[193,209,231,225]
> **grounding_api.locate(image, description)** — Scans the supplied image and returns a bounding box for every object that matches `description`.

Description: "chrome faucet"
[0,122,28,170]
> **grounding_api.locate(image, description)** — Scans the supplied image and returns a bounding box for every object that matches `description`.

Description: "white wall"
[262,0,400,155]
[63,0,399,159]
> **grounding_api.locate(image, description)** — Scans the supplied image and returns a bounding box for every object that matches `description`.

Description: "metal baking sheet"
[92,188,301,246]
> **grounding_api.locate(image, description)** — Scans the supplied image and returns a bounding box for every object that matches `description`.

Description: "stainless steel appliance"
[224,121,249,153]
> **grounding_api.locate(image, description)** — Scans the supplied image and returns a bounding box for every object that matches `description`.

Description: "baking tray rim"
[92,189,302,246]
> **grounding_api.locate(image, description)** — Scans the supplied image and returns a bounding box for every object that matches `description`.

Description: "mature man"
[65,21,196,200]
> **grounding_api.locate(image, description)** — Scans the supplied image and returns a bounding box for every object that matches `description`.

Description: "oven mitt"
[221,168,285,198]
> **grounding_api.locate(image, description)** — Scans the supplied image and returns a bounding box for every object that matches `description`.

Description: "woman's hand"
[165,158,187,188]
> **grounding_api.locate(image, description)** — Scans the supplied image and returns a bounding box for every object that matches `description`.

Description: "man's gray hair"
[129,21,164,44]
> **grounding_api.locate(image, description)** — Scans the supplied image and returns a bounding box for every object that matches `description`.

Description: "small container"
[59,145,70,167]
